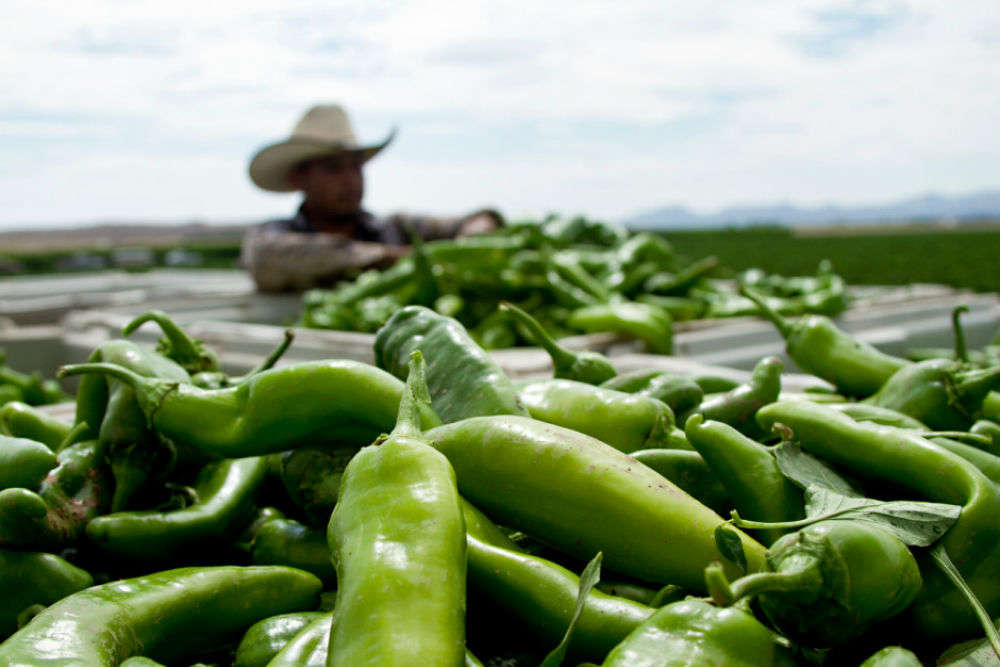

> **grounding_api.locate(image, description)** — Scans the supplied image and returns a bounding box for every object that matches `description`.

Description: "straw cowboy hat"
[249,104,396,192]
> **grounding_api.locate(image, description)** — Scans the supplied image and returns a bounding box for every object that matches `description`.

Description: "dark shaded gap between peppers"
[0,565,322,666]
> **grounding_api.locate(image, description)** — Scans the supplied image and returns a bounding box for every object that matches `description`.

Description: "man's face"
[288,152,365,215]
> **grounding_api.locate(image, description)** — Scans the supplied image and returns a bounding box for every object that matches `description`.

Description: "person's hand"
[457,209,502,237]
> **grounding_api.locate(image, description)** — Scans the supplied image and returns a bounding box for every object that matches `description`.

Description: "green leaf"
[802,486,961,546]
[932,544,1000,665]
[714,524,747,574]
[538,551,603,667]
[772,441,858,496]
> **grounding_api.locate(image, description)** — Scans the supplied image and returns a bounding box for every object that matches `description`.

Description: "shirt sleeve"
[240,224,394,292]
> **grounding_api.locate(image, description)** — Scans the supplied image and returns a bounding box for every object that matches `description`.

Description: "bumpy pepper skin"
[630,449,731,516]
[866,359,1000,430]
[0,438,110,550]
[58,360,439,459]
[234,611,326,667]
[568,302,673,355]
[727,521,922,647]
[0,402,73,451]
[685,414,803,546]
[741,286,907,397]
[859,646,922,666]
[756,401,1000,642]
[0,549,93,639]
[601,598,786,667]
[0,435,57,490]
[681,356,783,438]
[327,353,467,667]
[600,370,704,415]
[518,379,674,452]
[426,416,766,590]
[85,455,268,561]
[374,305,528,422]
[0,565,322,667]
[250,517,337,586]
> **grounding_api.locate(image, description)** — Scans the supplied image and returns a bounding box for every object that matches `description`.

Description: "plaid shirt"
[240,205,473,292]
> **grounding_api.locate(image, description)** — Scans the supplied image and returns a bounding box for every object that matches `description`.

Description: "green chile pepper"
[741,286,907,397]
[643,256,720,296]
[684,414,803,546]
[0,549,93,639]
[601,598,788,667]
[0,383,23,406]
[500,302,616,384]
[0,437,110,549]
[425,415,767,590]
[823,402,926,429]
[859,647,922,666]
[635,294,706,321]
[265,613,332,667]
[692,374,741,393]
[327,352,466,667]
[600,370,704,415]
[234,611,326,667]
[58,360,440,459]
[0,565,322,667]
[970,419,1000,456]
[755,401,1000,642]
[517,379,674,452]
[680,356,783,439]
[866,359,1000,430]
[0,401,73,450]
[710,521,922,647]
[629,448,732,516]
[0,435,57,490]
[84,456,268,561]
[0,364,67,406]
[568,302,673,355]
[250,517,337,587]
[462,499,654,661]
[118,658,165,667]
[192,330,295,390]
[374,305,528,422]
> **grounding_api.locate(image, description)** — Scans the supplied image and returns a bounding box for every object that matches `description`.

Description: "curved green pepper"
[629,448,731,516]
[600,370,704,415]
[58,360,439,459]
[500,302,616,384]
[860,646,922,666]
[681,356,783,439]
[685,414,803,546]
[374,305,528,422]
[741,285,907,397]
[250,517,337,587]
[327,352,466,667]
[517,379,674,452]
[601,598,788,667]
[568,302,673,355]
[0,565,322,666]
[84,455,268,561]
[710,520,922,647]
[234,611,326,667]
[0,401,73,451]
[0,549,92,640]
[755,401,1000,642]
[866,359,1000,430]
[0,435,57,490]
[425,415,766,590]
[970,419,1000,456]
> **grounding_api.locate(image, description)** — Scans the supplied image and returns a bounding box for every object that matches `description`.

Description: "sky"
[0,0,998,229]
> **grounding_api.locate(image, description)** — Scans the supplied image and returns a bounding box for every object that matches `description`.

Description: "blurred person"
[242,104,501,292]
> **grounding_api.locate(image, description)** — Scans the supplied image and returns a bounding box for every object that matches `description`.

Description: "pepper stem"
[122,310,218,373]
[954,366,1000,399]
[952,305,970,363]
[739,286,794,339]
[246,329,294,377]
[57,421,90,451]
[931,543,1000,661]
[500,302,577,371]
[726,554,823,602]
[58,362,145,387]
[391,351,430,439]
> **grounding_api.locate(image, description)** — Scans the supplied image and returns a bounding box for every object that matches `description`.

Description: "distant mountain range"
[625,189,1000,230]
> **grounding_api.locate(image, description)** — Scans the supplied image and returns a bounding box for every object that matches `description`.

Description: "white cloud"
[0,0,998,227]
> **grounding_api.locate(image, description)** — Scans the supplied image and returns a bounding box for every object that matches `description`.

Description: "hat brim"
[248,129,396,193]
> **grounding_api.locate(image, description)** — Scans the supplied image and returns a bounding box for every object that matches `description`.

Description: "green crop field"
[658,224,1000,293]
